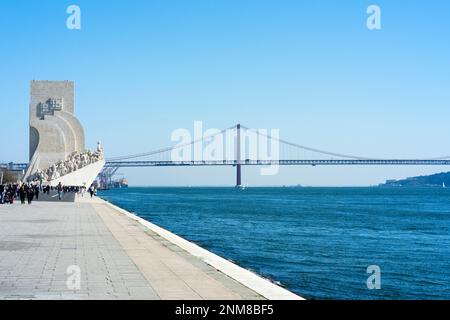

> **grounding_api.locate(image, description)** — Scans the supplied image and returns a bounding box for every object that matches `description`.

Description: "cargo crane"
[98,167,120,190]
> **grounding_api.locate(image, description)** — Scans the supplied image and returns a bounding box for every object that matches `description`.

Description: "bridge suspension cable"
[241,125,450,161]
[240,125,374,160]
[106,123,450,162]
[106,125,236,161]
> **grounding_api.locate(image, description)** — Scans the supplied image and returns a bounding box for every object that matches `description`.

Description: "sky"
[1,0,450,186]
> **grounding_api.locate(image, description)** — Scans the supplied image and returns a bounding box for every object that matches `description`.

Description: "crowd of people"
[0,183,39,204]
[0,182,97,204]
[0,184,19,204]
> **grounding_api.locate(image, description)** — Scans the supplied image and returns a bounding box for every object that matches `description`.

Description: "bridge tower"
[236,123,242,187]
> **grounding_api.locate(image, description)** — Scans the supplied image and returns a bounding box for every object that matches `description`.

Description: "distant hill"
[380,172,450,187]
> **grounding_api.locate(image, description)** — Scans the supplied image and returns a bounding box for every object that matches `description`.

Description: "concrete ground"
[0,195,266,300]
[36,190,76,202]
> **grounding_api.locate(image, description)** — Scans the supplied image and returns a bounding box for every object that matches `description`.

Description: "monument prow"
[47,158,105,188]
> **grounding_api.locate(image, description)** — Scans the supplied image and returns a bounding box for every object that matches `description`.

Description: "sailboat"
[443,182,446,188]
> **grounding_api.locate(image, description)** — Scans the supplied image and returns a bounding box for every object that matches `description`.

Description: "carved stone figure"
[96,141,104,158]
[27,147,105,183]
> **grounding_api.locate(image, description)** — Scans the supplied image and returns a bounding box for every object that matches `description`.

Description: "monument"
[24,80,105,188]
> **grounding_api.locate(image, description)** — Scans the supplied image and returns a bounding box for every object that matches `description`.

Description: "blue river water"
[99,187,450,300]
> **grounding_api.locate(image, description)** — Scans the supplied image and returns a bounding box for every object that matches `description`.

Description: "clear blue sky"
[1,0,450,186]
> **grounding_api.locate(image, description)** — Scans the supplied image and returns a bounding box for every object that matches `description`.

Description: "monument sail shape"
[24,80,105,187]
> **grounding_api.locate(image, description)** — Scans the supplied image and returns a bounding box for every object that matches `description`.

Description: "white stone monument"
[24,81,104,187]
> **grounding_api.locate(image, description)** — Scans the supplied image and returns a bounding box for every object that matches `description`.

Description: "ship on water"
[114,178,129,188]
[98,177,128,190]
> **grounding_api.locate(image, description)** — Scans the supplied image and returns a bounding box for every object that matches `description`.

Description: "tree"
[0,169,18,184]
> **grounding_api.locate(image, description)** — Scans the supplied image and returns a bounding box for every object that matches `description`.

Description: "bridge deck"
[103,159,450,167]
[4,159,450,171]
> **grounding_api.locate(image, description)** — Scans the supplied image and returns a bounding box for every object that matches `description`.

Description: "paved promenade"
[0,195,302,300]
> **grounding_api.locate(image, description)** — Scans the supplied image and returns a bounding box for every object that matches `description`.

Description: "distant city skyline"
[1,0,450,186]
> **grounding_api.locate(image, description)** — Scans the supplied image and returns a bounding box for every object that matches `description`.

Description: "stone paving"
[0,196,264,300]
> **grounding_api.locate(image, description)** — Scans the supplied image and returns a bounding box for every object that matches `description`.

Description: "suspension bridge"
[2,124,450,187]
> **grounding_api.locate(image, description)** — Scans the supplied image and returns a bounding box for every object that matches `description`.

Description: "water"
[99,187,450,300]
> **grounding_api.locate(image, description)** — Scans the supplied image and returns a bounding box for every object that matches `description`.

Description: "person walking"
[8,185,15,204]
[57,182,63,200]
[34,185,40,200]
[26,185,34,204]
[0,185,4,204]
[19,184,26,204]
[89,185,95,198]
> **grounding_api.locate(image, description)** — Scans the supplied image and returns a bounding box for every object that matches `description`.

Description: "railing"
[0,163,28,171]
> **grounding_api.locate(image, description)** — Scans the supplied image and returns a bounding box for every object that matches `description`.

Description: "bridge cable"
[106,125,237,161]
[240,125,376,160]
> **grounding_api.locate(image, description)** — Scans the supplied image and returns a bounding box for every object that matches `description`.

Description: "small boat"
[238,183,248,190]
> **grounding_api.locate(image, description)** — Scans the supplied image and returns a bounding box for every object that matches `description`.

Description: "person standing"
[34,184,40,200]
